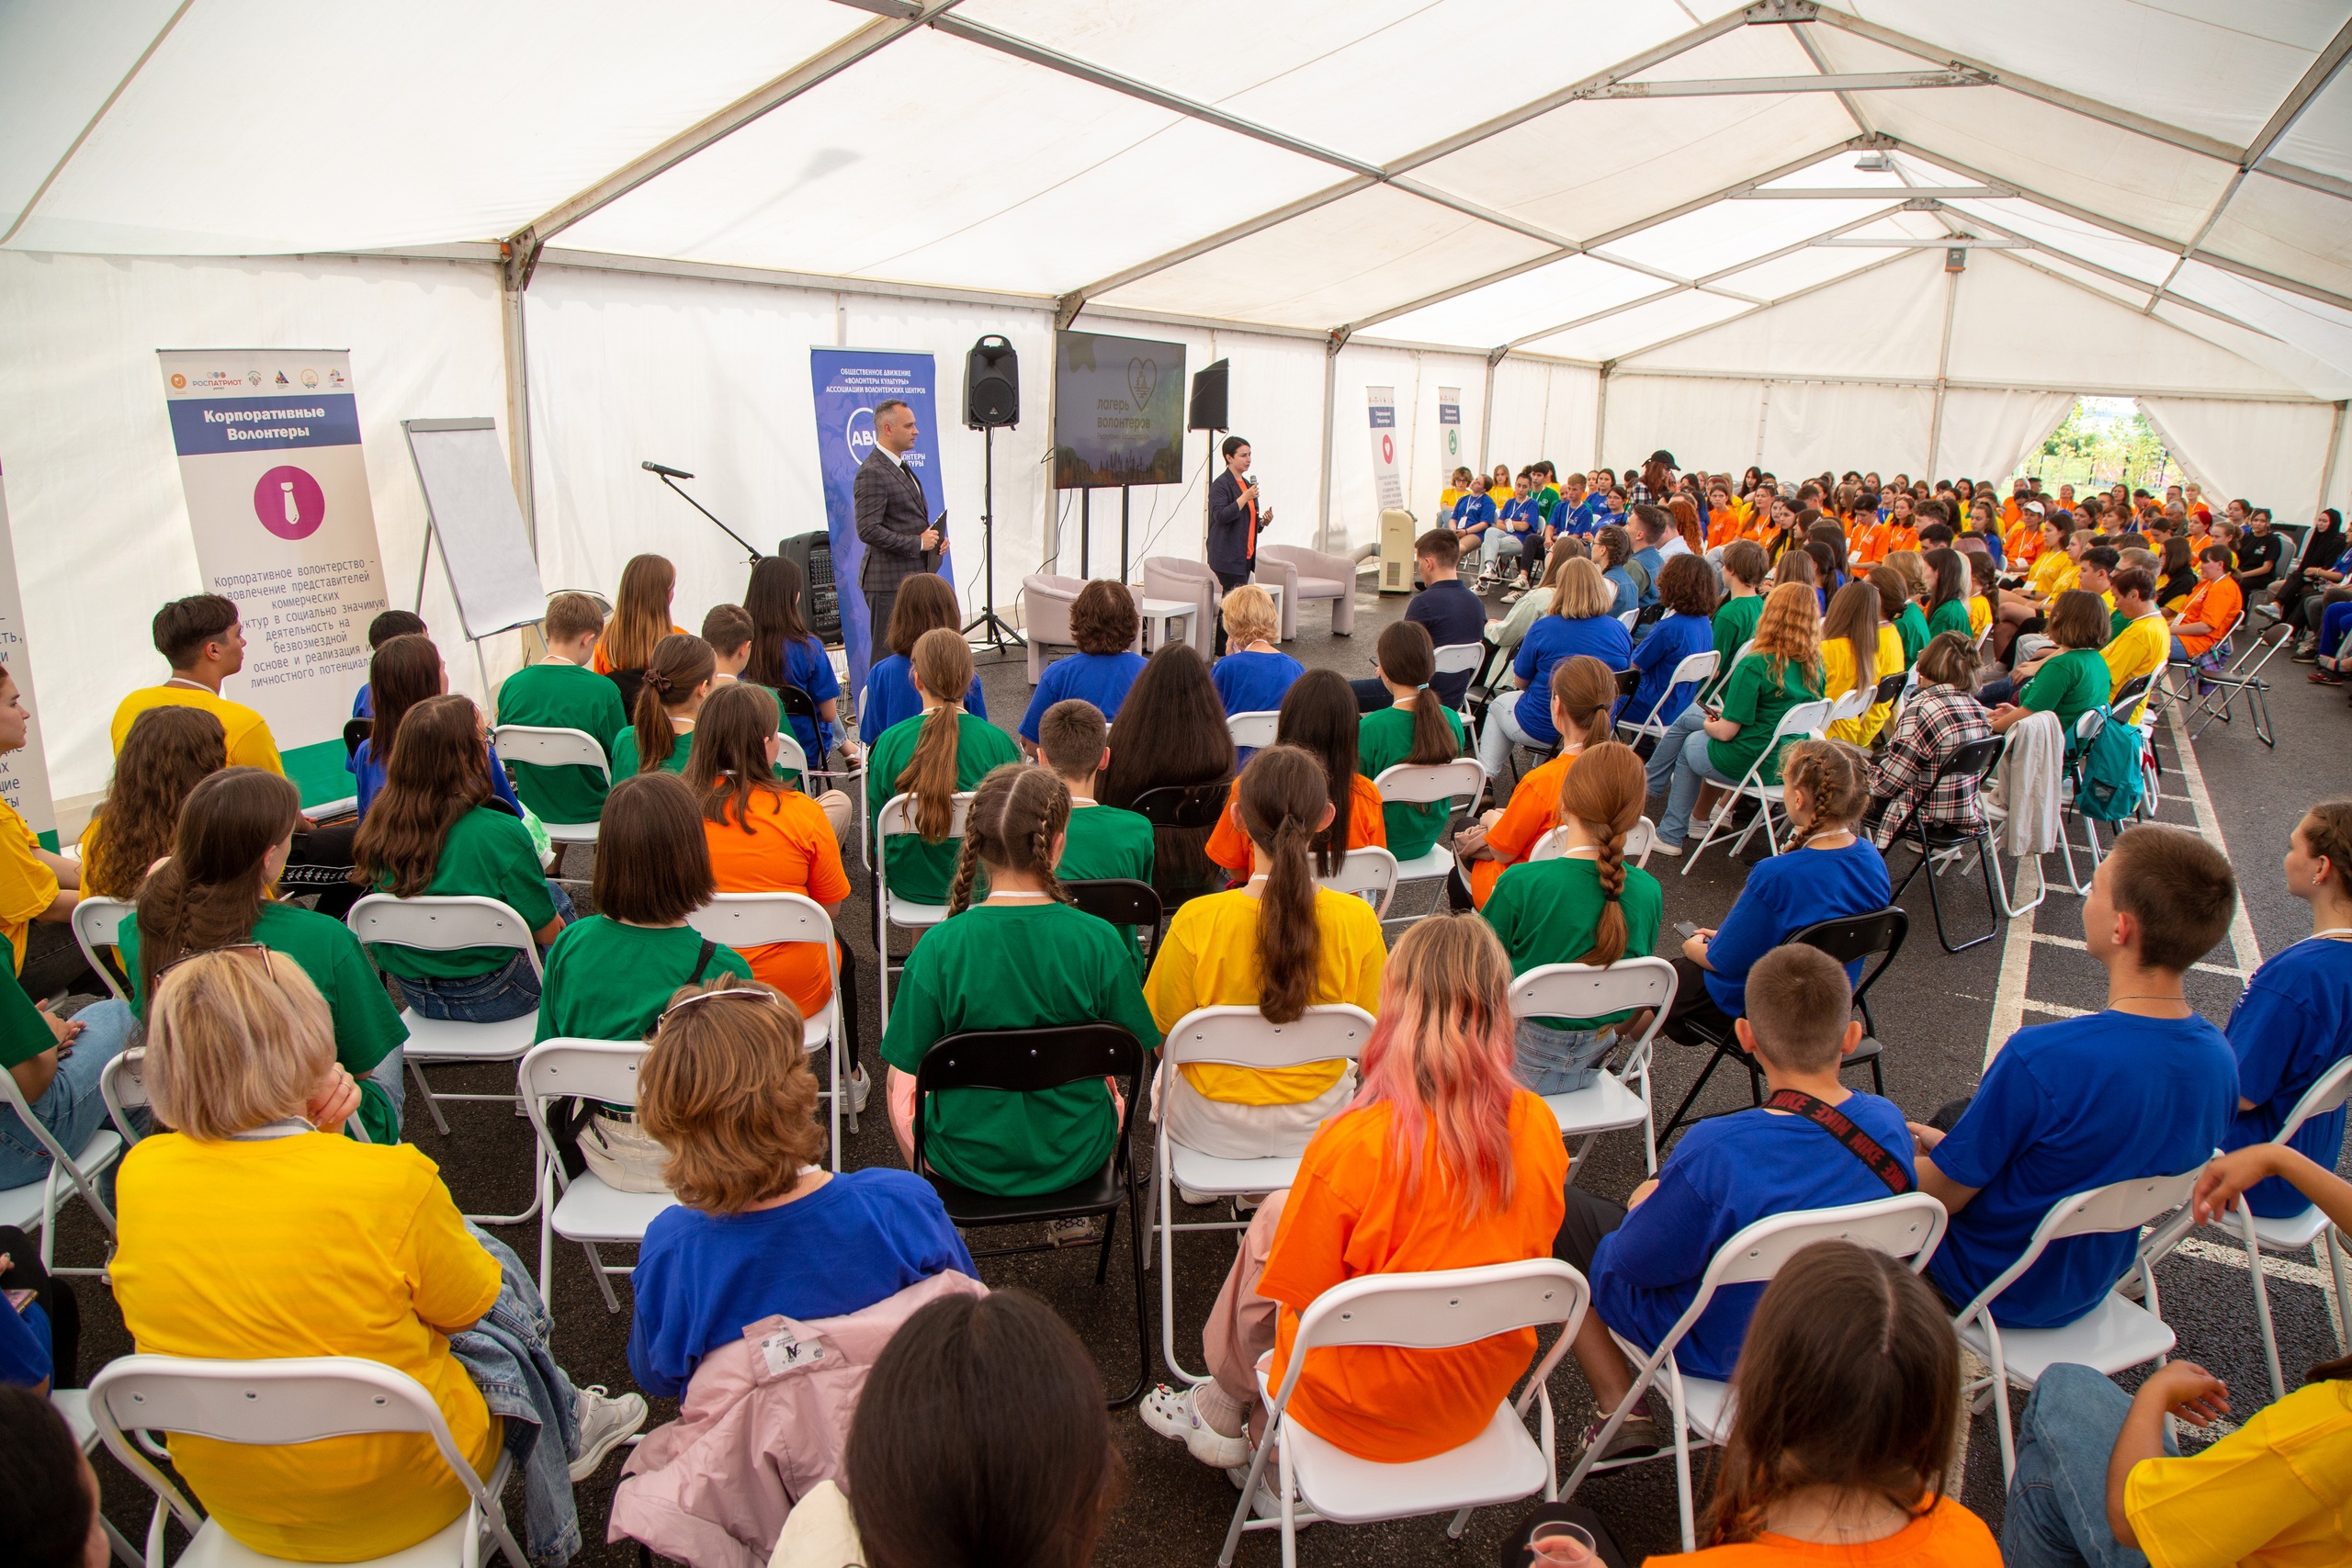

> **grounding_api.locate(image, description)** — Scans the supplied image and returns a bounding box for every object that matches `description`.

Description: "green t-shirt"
[120,901,408,1145]
[878,901,1161,1197]
[1055,801,1158,972]
[2109,605,2132,641]
[532,917,752,1044]
[1706,594,1763,698]
[1707,653,1821,785]
[494,660,628,826]
[610,723,694,780]
[1926,597,1973,643]
[1356,704,1466,861]
[0,953,59,1072]
[1480,855,1664,1029]
[2020,646,2112,739]
[1894,603,1931,669]
[865,712,1023,906]
[363,807,558,981]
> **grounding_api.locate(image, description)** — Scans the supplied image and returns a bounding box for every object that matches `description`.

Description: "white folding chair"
[1952,1167,2201,1484]
[1431,641,1486,713]
[90,1353,526,1568]
[520,1039,675,1320]
[1226,710,1281,750]
[488,725,608,847]
[1508,956,1675,1181]
[100,1046,149,1149]
[1219,1259,1591,1567]
[0,1043,123,1276]
[1315,845,1398,919]
[1563,1195,1948,1550]
[1617,608,1638,631]
[685,891,854,1163]
[71,896,135,1002]
[1614,652,1717,747]
[2050,706,2116,896]
[1681,698,1833,875]
[346,895,544,1222]
[1528,816,1657,869]
[1373,759,1487,931]
[2206,1057,2352,1400]
[1149,1004,1375,1386]
[1824,682,1873,728]
[51,1387,141,1567]
[875,791,974,1029]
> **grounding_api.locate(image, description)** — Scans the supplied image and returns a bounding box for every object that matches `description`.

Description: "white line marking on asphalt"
[2029,932,2248,978]
[2164,701,2262,973]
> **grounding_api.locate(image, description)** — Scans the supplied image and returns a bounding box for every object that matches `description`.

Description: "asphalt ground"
[50,578,2352,1565]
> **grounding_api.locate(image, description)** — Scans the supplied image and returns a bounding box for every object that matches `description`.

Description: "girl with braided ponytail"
[878,763,1159,1199]
[1145,745,1385,1162]
[613,633,716,776]
[863,628,1021,908]
[1479,741,1663,1094]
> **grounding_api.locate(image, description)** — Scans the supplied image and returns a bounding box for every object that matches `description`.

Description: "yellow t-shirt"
[1967,595,1993,637]
[111,1132,503,1562]
[109,683,284,774]
[1143,886,1385,1105]
[1820,626,1905,746]
[0,796,57,973]
[2103,613,2168,722]
[2029,551,2078,600]
[2127,1378,2352,1568]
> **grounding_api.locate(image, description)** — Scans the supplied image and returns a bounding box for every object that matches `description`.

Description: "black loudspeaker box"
[965,334,1019,428]
[1189,358,1229,432]
[778,530,842,643]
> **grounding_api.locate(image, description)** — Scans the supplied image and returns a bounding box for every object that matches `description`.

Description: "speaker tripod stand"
[961,423,1024,655]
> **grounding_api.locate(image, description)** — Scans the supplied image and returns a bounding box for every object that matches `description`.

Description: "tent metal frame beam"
[1730,186,2004,199]
[1928,211,2292,349]
[1607,365,2329,407]
[1580,68,1990,98]
[1813,236,2018,247]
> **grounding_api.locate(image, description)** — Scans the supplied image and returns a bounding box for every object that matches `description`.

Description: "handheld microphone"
[641,460,695,479]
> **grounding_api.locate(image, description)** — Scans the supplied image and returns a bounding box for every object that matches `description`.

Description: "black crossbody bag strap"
[688,938,720,984]
[1763,1089,1914,1194]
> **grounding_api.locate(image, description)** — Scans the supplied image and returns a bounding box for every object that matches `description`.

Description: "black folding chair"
[1063,877,1166,966]
[1869,669,1909,713]
[1886,735,2008,953]
[910,1024,1150,1406]
[343,716,371,758]
[1659,908,1907,1145]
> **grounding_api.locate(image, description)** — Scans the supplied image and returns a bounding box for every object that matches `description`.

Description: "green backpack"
[2074,704,2146,823]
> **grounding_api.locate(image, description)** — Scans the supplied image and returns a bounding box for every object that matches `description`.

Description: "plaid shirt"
[1868,684,1995,847]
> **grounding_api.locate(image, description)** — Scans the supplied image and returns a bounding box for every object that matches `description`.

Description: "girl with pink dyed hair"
[1138,914,1570,1486]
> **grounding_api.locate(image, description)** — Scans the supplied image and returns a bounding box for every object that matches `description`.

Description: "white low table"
[1259,581,1285,635]
[1138,597,1199,654]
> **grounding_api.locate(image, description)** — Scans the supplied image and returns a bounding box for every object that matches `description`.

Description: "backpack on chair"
[2075,704,2146,823]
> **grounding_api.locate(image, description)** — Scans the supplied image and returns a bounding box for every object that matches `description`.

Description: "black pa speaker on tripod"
[778,531,842,643]
[960,334,1024,654]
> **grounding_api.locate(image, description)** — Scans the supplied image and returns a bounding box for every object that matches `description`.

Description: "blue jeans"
[390,882,574,1025]
[1511,1021,1619,1095]
[1656,727,1736,846]
[1645,705,1709,799]
[1477,695,1543,777]
[448,1224,584,1566]
[2001,1362,2166,1568]
[0,999,141,1202]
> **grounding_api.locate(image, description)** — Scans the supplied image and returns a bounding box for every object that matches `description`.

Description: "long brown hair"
[631,633,715,773]
[1375,621,1457,769]
[899,627,976,842]
[685,681,786,833]
[743,555,812,690]
[1234,746,1328,1024]
[86,706,225,899]
[135,767,302,1000]
[350,694,493,896]
[594,773,715,926]
[947,762,1072,916]
[1551,655,1618,753]
[1751,581,1824,691]
[1822,580,1880,694]
[1553,741,1645,968]
[886,571,964,659]
[1099,643,1234,890]
[366,633,443,765]
[600,553,676,671]
[1702,1242,1960,1546]
[1272,670,1359,877]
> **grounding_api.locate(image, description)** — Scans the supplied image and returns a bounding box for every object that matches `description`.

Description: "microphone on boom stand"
[642,460,763,564]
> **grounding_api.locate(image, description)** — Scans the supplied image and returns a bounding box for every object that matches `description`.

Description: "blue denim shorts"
[1511,1020,1621,1096]
[396,950,543,1024]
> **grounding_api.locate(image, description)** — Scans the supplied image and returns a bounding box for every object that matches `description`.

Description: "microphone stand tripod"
[653,470,763,564]
[962,423,1025,656]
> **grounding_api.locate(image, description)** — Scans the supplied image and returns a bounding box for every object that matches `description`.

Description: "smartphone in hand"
[1674,920,1700,940]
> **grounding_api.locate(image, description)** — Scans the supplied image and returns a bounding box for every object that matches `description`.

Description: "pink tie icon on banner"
[254,465,326,541]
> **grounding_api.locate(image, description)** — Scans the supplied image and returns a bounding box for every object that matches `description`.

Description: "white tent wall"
[1487,358,1603,498]
[2327,405,2352,517]
[0,249,505,821]
[1751,380,1936,479]
[1625,251,1950,380]
[2138,398,2344,519]
[1600,376,1766,476]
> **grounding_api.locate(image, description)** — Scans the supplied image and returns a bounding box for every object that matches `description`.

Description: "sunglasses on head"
[153,942,277,985]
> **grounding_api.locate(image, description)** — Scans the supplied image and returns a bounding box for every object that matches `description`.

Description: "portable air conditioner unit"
[1377,508,1419,594]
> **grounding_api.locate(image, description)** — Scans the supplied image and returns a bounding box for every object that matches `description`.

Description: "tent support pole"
[1592,366,1611,470]
[1478,351,1502,473]
[2319,400,2350,515]
[499,246,537,547]
[1926,260,1962,479]
[1316,330,1344,554]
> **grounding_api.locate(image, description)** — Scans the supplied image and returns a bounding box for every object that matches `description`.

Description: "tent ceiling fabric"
[5,0,2350,391]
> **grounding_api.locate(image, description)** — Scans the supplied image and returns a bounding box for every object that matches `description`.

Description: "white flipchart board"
[401,418,545,639]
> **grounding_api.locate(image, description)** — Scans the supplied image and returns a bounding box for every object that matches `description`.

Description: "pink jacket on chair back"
[608,1269,989,1568]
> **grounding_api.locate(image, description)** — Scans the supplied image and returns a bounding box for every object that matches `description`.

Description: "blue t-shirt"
[1212,649,1305,717]
[2221,935,2352,1217]
[354,739,525,820]
[1498,497,1542,534]
[776,636,842,761]
[863,654,986,741]
[1512,615,1634,744]
[1626,612,1713,728]
[1451,493,1497,531]
[1019,649,1148,742]
[1604,567,1639,616]
[1928,1010,2238,1327]
[1594,1092,1916,1380]
[352,683,374,720]
[1566,496,1609,536]
[1631,547,1665,608]
[626,1168,978,1398]
[0,1297,51,1388]
[1702,840,1892,1016]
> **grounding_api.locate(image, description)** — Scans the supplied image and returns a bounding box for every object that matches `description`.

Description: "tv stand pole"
[960,423,1023,655]
[1120,484,1131,583]
[1080,489,1091,579]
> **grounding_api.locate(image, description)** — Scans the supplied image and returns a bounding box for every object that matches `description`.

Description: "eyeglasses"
[153,942,277,986]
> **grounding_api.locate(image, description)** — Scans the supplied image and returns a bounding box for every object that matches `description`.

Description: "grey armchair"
[1141,558,1220,658]
[1256,544,1357,638]
[1019,573,1085,683]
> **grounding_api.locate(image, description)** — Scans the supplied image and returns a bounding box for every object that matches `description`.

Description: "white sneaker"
[1045,1216,1100,1247]
[848,1065,870,1115]
[1647,839,1682,858]
[570,1385,649,1481]
[1139,1383,1250,1468]
[1175,1183,1214,1205]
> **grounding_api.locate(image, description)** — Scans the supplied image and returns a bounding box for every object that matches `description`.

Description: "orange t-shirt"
[2005,523,2042,566]
[1706,509,1742,549]
[1258,1091,1568,1463]
[1883,524,1920,557]
[1204,773,1385,876]
[591,623,687,674]
[1645,1495,1999,1566]
[1849,520,1892,566]
[2176,575,2243,656]
[1468,752,1575,908]
[701,787,852,1016]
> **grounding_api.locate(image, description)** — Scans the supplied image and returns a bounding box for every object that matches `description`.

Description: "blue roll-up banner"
[809,348,953,698]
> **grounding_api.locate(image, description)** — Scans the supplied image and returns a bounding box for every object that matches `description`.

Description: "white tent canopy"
[5,0,2351,806]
